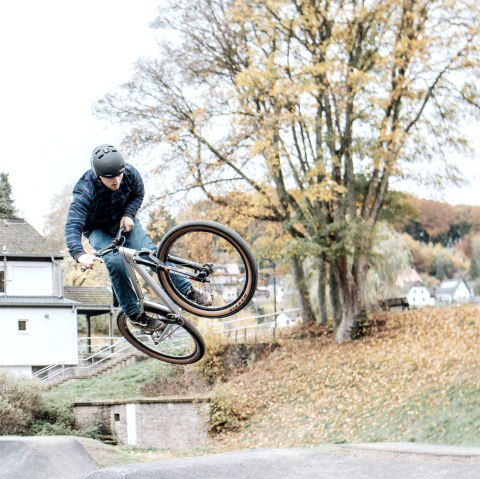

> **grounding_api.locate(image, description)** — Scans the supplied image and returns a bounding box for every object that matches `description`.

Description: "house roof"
[0,296,78,307]
[63,286,115,314]
[396,268,423,288]
[399,280,427,296]
[436,279,470,296]
[63,286,113,305]
[0,218,63,258]
[0,287,116,315]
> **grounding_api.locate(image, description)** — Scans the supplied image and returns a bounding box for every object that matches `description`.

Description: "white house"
[395,270,434,308]
[435,279,472,304]
[273,312,297,328]
[0,218,79,376]
[406,283,435,308]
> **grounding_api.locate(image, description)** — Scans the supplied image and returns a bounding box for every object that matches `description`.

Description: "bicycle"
[88,220,258,365]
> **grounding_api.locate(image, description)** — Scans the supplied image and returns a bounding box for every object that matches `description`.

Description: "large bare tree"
[95,0,480,341]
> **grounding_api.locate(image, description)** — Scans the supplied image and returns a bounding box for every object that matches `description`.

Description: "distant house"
[395,269,434,308]
[274,312,297,328]
[405,282,434,308]
[435,279,472,304]
[210,263,245,302]
[0,218,79,376]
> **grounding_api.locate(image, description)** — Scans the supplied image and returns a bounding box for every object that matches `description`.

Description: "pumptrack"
[1,437,480,479]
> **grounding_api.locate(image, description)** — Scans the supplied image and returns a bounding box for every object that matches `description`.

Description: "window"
[0,270,4,293]
[18,320,28,332]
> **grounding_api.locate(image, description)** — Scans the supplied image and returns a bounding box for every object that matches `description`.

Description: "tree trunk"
[332,254,370,343]
[318,258,328,325]
[291,255,316,324]
[329,267,342,329]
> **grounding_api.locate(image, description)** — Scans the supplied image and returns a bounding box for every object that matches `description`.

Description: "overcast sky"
[0,0,479,235]
[0,0,161,232]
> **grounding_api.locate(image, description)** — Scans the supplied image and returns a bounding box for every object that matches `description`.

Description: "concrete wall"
[5,261,53,296]
[0,365,32,376]
[0,306,78,366]
[74,397,211,450]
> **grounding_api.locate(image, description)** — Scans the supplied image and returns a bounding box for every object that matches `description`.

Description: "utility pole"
[2,244,7,295]
[272,259,277,314]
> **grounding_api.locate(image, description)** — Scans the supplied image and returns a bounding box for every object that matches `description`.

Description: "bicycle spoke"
[117,307,205,364]
[157,220,257,318]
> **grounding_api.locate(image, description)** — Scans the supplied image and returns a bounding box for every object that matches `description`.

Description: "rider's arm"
[65,183,92,262]
[122,165,145,222]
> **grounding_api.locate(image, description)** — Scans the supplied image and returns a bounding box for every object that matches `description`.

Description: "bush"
[0,371,44,435]
[195,336,229,385]
[196,338,279,385]
[32,417,110,441]
[209,394,245,434]
[31,398,77,436]
[31,396,115,441]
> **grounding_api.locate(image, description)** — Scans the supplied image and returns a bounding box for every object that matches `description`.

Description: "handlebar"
[80,226,125,272]
[96,226,126,257]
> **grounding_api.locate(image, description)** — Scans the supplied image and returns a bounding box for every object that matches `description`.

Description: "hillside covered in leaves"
[207,304,480,450]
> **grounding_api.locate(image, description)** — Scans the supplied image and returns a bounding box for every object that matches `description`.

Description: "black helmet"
[91,144,125,178]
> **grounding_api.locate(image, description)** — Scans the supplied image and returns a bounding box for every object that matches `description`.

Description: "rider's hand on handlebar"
[78,253,104,271]
[120,216,134,233]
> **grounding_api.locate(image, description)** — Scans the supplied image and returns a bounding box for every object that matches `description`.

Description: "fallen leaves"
[207,304,480,450]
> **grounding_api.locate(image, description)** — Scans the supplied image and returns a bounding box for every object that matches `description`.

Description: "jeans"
[89,218,191,317]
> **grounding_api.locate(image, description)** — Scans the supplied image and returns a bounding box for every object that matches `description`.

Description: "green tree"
[368,223,412,300]
[469,236,480,280]
[0,172,16,218]
[433,251,453,281]
[95,0,480,342]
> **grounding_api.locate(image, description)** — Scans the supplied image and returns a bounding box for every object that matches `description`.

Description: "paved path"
[1,437,479,479]
[86,443,480,479]
[0,436,99,479]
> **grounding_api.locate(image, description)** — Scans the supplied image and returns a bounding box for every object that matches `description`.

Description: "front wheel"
[157,220,258,318]
[117,304,205,365]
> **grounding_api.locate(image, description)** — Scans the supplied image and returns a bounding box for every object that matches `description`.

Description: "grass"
[43,358,178,405]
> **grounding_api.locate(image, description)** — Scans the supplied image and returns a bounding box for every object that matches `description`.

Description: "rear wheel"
[117,304,205,364]
[157,220,258,318]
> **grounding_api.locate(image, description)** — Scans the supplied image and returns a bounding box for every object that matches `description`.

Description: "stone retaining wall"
[74,397,211,450]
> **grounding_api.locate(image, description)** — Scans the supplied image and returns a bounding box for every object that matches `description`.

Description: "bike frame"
[117,245,183,317]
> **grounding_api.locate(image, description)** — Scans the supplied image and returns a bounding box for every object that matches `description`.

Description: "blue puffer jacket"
[65,163,144,261]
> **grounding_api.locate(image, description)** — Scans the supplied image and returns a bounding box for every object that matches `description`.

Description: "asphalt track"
[1,437,480,479]
[0,436,98,479]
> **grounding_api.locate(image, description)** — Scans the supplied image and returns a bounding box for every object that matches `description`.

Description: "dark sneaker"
[129,312,165,332]
[186,288,214,306]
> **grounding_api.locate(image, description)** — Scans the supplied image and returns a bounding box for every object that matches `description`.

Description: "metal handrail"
[221,308,300,326]
[82,337,126,362]
[221,309,301,344]
[33,337,132,382]
[78,335,124,355]
[41,342,134,382]
[32,336,125,378]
